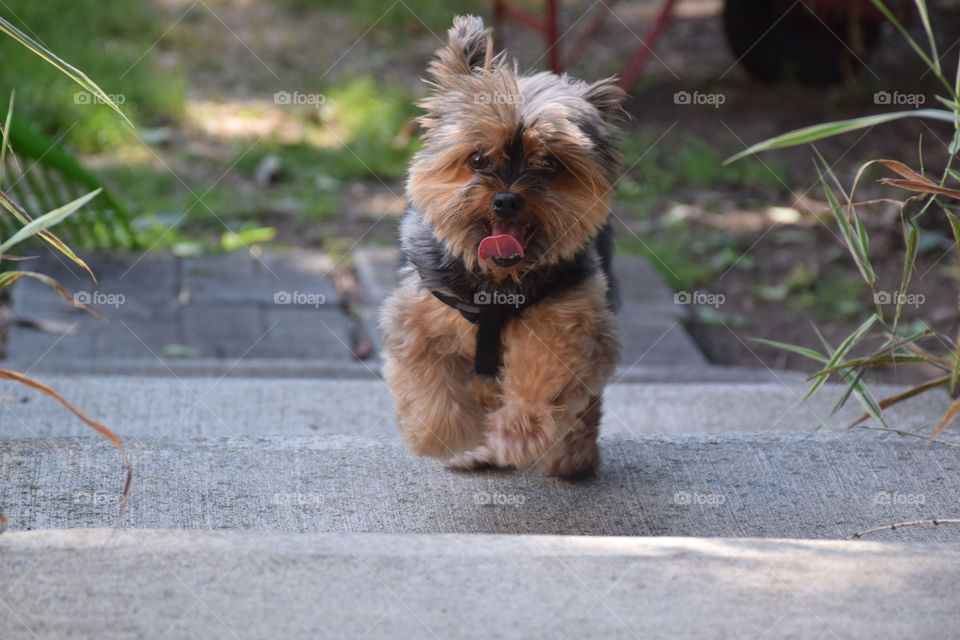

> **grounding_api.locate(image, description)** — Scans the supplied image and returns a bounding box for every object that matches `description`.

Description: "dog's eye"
[536,155,560,174]
[467,152,489,171]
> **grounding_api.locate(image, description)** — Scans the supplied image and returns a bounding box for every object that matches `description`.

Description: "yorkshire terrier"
[380,15,624,480]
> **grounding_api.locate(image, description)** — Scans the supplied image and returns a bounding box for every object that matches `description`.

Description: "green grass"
[617,224,726,292]
[614,135,786,291]
[0,0,185,152]
[235,76,420,183]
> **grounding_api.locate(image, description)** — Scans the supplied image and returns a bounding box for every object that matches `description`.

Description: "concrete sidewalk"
[7,248,708,372]
[1,529,957,639]
[2,431,957,541]
[0,376,952,438]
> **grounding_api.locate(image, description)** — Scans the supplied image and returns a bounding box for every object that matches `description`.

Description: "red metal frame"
[492,0,562,73]
[492,0,681,89]
[492,0,912,90]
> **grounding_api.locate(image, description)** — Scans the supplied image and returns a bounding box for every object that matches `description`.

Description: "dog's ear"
[582,77,629,121]
[431,15,493,78]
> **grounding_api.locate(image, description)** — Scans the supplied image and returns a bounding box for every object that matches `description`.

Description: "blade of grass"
[750,338,827,362]
[0,90,12,188]
[870,0,951,96]
[815,156,875,286]
[830,369,866,419]
[847,375,951,428]
[807,315,880,401]
[892,221,919,337]
[0,188,100,255]
[725,109,960,164]
[0,368,131,527]
[0,190,96,281]
[931,395,960,442]
[807,354,930,379]
[0,270,103,319]
[0,17,131,126]
[880,178,960,199]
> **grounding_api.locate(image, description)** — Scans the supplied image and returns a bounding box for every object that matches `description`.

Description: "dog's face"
[407,15,625,281]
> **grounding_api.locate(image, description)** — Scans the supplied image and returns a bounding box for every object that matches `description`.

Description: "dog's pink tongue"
[478,235,524,260]
[478,222,525,260]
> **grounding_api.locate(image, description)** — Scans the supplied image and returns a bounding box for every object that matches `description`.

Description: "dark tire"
[723,0,881,84]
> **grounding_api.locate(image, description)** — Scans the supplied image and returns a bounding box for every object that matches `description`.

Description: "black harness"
[430,285,558,377]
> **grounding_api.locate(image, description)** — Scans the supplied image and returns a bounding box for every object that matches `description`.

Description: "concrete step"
[0,356,790,383]
[1,529,956,639]
[0,375,951,438]
[2,432,957,541]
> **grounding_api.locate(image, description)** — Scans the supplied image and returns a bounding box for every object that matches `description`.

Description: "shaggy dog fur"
[380,15,625,479]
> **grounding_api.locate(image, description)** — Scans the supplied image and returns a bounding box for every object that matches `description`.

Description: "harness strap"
[431,288,551,378]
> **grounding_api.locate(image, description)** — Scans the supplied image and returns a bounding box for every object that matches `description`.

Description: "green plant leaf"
[0,269,102,318]
[807,314,880,402]
[750,338,827,363]
[814,156,875,286]
[891,221,919,338]
[847,375,950,428]
[0,90,12,188]
[0,188,100,255]
[0,16,131,126]
[0,190,96,281]
[870,0,951,96]
[725,109,960,164]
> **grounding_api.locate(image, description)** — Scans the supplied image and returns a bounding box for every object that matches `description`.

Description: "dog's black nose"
[491,192,524,218]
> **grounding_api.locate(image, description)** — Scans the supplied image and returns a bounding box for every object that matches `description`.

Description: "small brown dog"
[380,15,624,479]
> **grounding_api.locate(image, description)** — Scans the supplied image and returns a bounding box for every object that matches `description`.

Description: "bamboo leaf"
[881,178,960,199]
[931,395,960,442]
[847,375,951,428]
[0,90,12,188]
[830,369,866,419]
[815,158,875,285]
[892,221,919,337]
[0,16,131,126]
[913,0,941,77]
[870,0,951,95]
[750,338,827,363]
[808,355,931,378]
[725,109,960,164]
[0,270,103,319]
[0,188,100,255]
[0,190,96,281]
[0,367,131,525]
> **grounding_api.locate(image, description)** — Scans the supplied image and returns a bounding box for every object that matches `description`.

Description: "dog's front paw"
[486,404,556,468]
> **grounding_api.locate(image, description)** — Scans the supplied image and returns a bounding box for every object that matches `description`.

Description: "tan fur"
[382,272,619,479]
[380,15,624,480]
